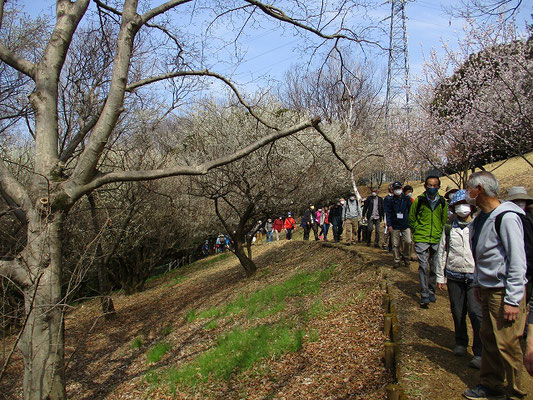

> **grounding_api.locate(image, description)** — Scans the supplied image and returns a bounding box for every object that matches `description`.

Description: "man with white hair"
[463,171,527,400]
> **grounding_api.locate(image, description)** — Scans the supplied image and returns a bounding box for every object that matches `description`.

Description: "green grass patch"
[184,309,196,322]
[307,329,319,342]
[145,370,159,384]
[168,324,303,387]
[204,320,219,331]
[131,336,143,349]
[147,342,171,364]
[189,264,336,322]
[160,325,173,337]
[310,299,327,318]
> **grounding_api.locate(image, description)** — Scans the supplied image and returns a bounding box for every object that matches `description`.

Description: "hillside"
[2,239,392,399]
[410,151,533,196]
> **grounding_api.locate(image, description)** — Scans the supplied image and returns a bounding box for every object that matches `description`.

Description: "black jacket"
[362,195,384,221]
[329,204,343,220]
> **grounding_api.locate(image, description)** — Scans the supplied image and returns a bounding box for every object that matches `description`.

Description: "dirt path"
[356,242,533,399]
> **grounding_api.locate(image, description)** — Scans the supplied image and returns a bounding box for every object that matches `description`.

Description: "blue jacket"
[385,194,411,230]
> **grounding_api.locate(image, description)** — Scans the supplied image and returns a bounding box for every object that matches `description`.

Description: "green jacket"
[408,193,448,244]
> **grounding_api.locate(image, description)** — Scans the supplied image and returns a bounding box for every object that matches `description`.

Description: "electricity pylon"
[384,0,411,133]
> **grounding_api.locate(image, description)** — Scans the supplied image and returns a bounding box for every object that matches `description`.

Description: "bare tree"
[0,1,383,398]
[283,57,385,198]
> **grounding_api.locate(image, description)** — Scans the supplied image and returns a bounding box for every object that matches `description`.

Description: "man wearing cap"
[463,172,527,400]
[408,176,448,308]
[342,193,362,245]
[385,182,412,268]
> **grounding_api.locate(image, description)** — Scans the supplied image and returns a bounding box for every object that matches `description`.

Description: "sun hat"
[450,189,467,206]
[444,186,459,200]
[505,186,533,203]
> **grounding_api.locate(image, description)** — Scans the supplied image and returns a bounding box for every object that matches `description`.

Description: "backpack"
[495,211,533,300]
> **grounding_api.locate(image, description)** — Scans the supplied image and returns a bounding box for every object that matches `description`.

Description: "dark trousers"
[447,278,483,356]
[303,224,311,240]
[286,228,293,240]
[331,218,342,242]
[304,223,319,240]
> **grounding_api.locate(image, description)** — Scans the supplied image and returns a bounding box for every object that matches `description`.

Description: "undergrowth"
[144,264,337,392]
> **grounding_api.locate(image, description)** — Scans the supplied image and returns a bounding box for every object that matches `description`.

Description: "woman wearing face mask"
[435,189,483,369]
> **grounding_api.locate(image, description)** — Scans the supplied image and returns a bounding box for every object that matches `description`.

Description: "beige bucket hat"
[505,186,533,203]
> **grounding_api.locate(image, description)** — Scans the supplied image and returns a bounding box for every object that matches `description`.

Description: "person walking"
[436,189,482,370]
[273,216,284,241]
[301,205,319,240]
[363,188,384,248]
[408,176,448,308]
[329,199,343,242]
[382,185,394,251]
[265,219,274,243]
[320,206,330,240]
[342,193,362,245]
[463,172,528,400]
[284,212,296,240]
[385,182,412,269]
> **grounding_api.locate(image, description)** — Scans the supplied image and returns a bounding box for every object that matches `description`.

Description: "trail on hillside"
[356,244,533,400]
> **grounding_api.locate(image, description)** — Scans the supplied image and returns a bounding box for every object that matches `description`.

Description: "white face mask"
[455,204,471,218]
[514,200,527,210]
[394,189,402,196]
[406,192,412,198]
[372,192,377,197]
[465,188,477,205]
[340,201,345,205]
[350,196,355,201]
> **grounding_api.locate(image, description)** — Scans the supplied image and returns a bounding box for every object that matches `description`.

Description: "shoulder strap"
[414,195,426,221]
[495,210,515,239]
[445,224,452,255]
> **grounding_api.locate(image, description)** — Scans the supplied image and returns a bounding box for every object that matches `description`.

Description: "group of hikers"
[260,172,533,400]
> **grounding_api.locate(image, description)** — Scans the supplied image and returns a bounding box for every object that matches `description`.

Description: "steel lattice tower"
[384,0,411,133]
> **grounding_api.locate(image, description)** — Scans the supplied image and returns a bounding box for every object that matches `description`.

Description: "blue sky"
[19,0,533,93]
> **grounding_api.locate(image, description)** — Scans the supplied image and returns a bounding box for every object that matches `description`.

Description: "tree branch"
[0,258,31,288]
[0,42,36,78]
[244,0,382,48]
[0,159,32,214]
[140,0,194,24]
[126,69,278,130]
[68,118,320,199]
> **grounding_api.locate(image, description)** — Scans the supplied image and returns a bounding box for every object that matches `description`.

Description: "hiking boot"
[374,244,380,248]
[463,384,506,400]
[403,261,410,268]
[393,262,400,269]
[453,345,467,356]
[429,293,437,303]
[420,297,430,308]
[469,356,482,369]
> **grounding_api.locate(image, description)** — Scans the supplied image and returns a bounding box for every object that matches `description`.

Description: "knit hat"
[505,186,533,203]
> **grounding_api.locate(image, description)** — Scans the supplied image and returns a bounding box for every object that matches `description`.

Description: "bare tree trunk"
[233,241,256,276]
[87,194,115,319]
[18,212,67,400]
[88,198,115,314]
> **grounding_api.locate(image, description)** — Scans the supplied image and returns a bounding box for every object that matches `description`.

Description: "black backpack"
[495,211,533,300]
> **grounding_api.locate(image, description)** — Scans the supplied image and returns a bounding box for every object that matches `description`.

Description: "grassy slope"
[410,151,533,196]
[0,238,393,400]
